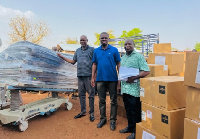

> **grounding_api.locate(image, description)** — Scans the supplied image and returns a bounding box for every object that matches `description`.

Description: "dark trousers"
[78,76,95,114]
[97,81,118,122]
[123,93,141,132]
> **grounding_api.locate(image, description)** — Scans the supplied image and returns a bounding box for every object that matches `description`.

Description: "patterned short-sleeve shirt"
[73,46,94,77]
[121,50,150,97]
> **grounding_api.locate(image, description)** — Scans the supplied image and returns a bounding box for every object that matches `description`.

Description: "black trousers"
[123,93,141,132]
[97,81,118,122]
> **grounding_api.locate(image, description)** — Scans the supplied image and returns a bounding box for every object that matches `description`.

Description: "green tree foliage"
[119,28,143,48]
[194,42,200,51]
[8,16,50,45]
[171,47,178,52]
[94,30,116,45]
[65,38,78,44]
[120,28,142,38]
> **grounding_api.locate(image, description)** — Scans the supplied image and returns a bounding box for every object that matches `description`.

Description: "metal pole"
[142,40,144,55]
[157,33,159,44]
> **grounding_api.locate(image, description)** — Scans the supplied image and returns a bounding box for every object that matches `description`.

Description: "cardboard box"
[184,52,200,89]
[141,102,185,139]
[184,118,200,139]
[168,73,180,76]
[140,76,187,110]
[146,64,168,77]
[147,53,184,75]
[117,105,126,118]
[136,123,167,139]
[185,86,200,122]
[153,43,171,54]
[179,62,185,77]
[176,52,186,62]
[176,52,186,77]
[117,94,124,107]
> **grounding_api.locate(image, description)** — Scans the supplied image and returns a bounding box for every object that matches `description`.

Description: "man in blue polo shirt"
[58,35,95,122]
[91,32,121,131]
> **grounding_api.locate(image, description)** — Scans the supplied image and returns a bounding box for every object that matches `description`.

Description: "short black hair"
[100,32,109,36]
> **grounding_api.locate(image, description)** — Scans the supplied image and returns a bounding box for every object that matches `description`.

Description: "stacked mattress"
[0,41,78,89]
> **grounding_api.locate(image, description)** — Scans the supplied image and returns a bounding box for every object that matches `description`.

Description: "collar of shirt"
[81,45,89,51]
[99,44,111,50]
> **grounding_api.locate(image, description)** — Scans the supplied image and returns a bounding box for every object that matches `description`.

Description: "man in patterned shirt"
[57,35,95,122]
[118,39,150,139]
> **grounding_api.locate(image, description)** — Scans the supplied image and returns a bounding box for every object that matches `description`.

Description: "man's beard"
[126,50,133,55]
[81,45,87,50]
[102,43,107,47]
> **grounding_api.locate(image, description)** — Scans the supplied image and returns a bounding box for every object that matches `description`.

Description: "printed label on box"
[142,111,146,121]
[155,56,166,65]
[147,110,152,119]
[195,55,200,84]
[140,87,145,97]
[163,65,168,71]
[161,114,168,124]
[142,130,156,139]
[159,85,165,94]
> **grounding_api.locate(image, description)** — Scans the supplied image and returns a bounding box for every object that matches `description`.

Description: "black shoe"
[119,127,133,133]
[110,121,116,131]
[97,119,107,128]
[126,133,135,139]
[74,113,86,119]
[90,114,95,122]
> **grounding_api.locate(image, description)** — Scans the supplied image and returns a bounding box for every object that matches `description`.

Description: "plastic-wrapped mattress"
[0,41,78,89]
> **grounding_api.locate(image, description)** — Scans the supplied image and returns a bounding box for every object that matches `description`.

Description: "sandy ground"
[0,92,130,139]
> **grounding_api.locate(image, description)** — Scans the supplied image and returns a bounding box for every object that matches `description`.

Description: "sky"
[0,0,200,51]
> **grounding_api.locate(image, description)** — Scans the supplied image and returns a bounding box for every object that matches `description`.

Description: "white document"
[142,131,156,139]
[118,67,139,81]
[155,56,166,65]
[197,128,200,139]
[163,65,168,71]
[195,56,200,84]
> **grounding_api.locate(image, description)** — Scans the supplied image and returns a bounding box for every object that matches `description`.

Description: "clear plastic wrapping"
[0,41,78,89]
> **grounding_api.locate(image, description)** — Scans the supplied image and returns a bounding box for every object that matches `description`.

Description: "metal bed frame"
[0,85,76,132]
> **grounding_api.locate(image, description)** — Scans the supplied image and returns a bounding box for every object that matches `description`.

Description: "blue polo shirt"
[92,44,121,81]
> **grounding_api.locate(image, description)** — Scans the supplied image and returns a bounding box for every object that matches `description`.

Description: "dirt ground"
[0,92,130,139]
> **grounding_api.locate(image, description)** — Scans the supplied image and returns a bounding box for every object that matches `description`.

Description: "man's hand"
[57,53,63,58]
[126,76,136,83]
[91,78,95,87]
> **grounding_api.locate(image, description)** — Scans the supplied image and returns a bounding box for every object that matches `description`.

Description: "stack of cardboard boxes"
[137,76,187,139]
[184,52,200,139]
[147,52,184,76]
[146,43,184,77]
[135,43,186,139]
